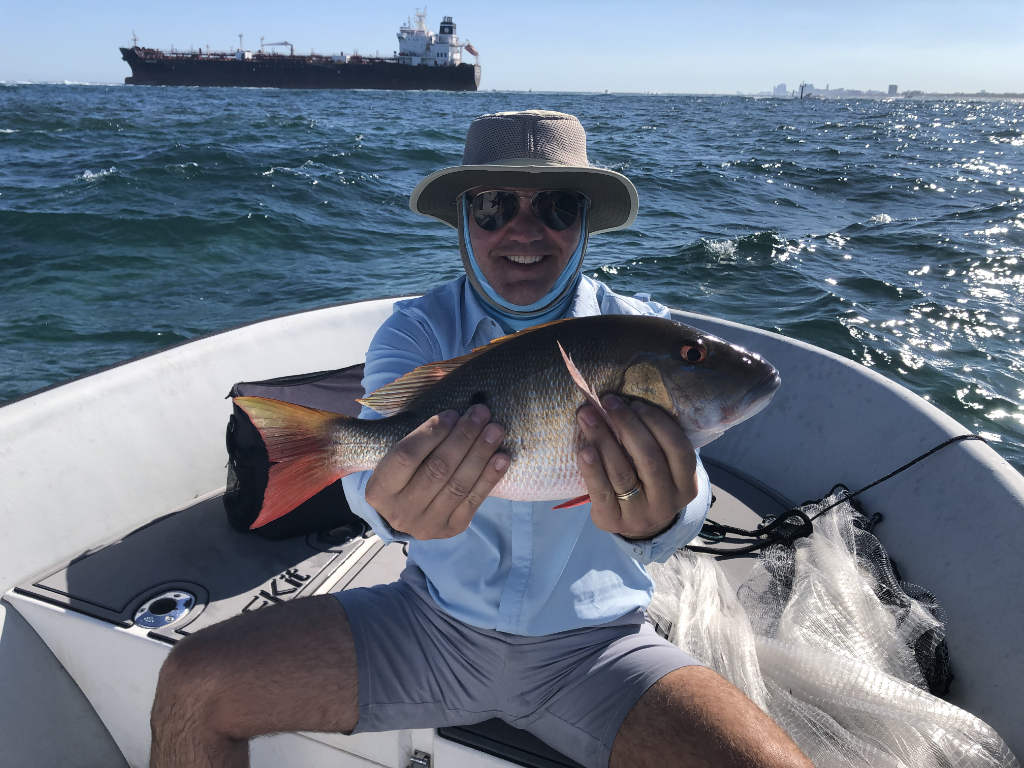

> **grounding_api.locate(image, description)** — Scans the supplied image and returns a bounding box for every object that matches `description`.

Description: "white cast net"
[646,488,1019,768]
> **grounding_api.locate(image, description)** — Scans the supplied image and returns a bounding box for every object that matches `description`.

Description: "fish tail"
[233,396,350,529]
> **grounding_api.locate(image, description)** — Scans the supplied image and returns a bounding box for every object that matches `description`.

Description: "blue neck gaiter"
[459,195,589,333]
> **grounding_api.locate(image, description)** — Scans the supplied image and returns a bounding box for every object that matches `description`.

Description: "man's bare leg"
[610,666,812,768]
[150,595,358,768]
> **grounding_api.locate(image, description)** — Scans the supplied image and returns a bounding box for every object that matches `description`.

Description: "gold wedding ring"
[615,485,642,502]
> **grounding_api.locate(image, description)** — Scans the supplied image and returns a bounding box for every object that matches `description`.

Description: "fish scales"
[333,320,615,499]
[326,315,778,502]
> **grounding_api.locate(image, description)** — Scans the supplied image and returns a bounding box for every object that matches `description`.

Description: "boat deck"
[10,460,778,768]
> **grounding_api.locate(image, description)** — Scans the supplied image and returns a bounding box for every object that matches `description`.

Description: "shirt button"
[633,546,643,555]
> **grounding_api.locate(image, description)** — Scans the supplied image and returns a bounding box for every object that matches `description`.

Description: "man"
[151,110,810,768]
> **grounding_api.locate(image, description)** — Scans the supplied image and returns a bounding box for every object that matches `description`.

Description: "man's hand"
[365,404,509,539]
[576,395,698,540]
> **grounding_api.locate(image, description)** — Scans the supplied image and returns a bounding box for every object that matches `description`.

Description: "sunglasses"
[469,189,587,232]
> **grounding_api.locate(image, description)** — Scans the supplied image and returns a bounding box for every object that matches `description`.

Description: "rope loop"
[687,433,987,559]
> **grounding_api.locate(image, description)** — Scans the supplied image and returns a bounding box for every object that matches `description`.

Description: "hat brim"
[410,164,638,234]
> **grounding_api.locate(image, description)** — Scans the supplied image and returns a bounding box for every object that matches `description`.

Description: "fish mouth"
[742,369,782,416]
[722,369,782,426]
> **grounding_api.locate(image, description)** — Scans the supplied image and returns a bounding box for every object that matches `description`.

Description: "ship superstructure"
[397,11,474,66]
[119,10,481,91]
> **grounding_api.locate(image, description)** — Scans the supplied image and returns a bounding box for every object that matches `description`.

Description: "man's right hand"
[364,404,509,539]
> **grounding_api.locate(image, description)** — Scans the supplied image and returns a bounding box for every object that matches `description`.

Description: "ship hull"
[119,48,480,91]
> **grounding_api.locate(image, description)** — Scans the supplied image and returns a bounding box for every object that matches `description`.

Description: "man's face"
[466,187,584,307]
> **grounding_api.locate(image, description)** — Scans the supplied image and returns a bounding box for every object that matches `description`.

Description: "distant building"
[773,82,788,97]
[888,84,898,96]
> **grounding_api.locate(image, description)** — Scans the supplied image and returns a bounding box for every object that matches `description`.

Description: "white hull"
[1,298,1021,766]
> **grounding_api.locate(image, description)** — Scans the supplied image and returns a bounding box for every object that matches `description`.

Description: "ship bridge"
[397,10,466,66]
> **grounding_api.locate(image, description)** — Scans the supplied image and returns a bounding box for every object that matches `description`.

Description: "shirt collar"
[569,274,602,317]
[459,277,504,349]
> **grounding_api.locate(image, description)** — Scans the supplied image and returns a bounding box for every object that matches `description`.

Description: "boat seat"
[440,719,585,768]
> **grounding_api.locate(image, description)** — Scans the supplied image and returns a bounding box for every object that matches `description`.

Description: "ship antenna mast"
[131,30,138,48]
[238,33,244,50]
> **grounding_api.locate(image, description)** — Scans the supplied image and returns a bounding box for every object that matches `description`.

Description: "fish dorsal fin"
[357,358,465,416]
[358,317,581,416]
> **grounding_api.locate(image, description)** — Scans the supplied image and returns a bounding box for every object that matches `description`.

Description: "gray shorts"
[333,565,700,768]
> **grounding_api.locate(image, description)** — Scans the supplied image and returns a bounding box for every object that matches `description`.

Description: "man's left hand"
[576,394,699,540]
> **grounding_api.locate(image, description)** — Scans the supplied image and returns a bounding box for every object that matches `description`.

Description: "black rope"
[686,433,988,559]
[805,434,987,523]
[686,508,813,557]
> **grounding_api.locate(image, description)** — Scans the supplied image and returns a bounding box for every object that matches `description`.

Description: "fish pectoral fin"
[558,341,626,443]
[553,494,591,509]
[557,341,607,417]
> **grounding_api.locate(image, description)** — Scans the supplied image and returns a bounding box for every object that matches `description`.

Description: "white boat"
[1,297,1021,767]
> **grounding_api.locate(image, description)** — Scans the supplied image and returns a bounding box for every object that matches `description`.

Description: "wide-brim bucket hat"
[410,110,638,234]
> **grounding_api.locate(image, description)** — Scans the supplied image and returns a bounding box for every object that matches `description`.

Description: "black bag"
[223,364,369,539]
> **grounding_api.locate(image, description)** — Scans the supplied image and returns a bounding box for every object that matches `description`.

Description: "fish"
[234,314,781,528]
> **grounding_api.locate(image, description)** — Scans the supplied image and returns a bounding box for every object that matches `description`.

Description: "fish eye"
[681,343,708,364]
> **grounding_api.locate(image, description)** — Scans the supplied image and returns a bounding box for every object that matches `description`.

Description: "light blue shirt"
[342,275,712,636]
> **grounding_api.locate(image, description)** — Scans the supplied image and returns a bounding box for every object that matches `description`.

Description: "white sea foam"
[868,213,894,224]
[1,80,117,87]
[76,166,118,181]
[706,239,737,260]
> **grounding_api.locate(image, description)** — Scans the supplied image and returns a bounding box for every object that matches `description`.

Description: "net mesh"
[647,487,1019,768]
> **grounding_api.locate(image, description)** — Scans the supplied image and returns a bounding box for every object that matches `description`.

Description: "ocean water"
[1,84,1022,473]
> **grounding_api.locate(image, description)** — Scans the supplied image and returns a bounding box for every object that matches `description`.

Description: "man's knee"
[151,629,235,738]
[151,596,360,743]
[611,666,812,768]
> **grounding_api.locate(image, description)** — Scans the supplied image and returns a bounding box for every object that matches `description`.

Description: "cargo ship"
[119,11,480,91]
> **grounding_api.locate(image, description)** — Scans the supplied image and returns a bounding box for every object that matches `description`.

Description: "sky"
[1,0,1022,94]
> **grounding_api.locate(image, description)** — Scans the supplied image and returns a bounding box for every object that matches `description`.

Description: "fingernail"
[439,410,459,426]
[602,394,623,411]
[493,454,509,471]
[469,404,489,425]
[578,407,599,427]
[483,424,503,444]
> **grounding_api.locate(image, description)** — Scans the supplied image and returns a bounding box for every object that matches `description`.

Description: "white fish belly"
[487,429,588,503]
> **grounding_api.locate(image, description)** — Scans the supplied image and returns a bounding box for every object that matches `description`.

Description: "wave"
[675,231,790,263]
[75,166,119,182]
[1,86,1021,470]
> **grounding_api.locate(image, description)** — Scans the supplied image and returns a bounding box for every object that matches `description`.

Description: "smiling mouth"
[502,252,546,265]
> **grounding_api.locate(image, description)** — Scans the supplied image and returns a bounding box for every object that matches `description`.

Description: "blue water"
[1,84,1022,473]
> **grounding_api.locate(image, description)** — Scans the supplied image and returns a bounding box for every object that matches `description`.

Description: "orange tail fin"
[233,396,349,529]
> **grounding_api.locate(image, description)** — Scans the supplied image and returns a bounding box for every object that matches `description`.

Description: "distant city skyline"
[1,0,1021,94]
[759,82,1016,99]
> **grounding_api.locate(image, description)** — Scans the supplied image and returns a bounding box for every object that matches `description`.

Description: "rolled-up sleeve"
[614,455,712,564]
